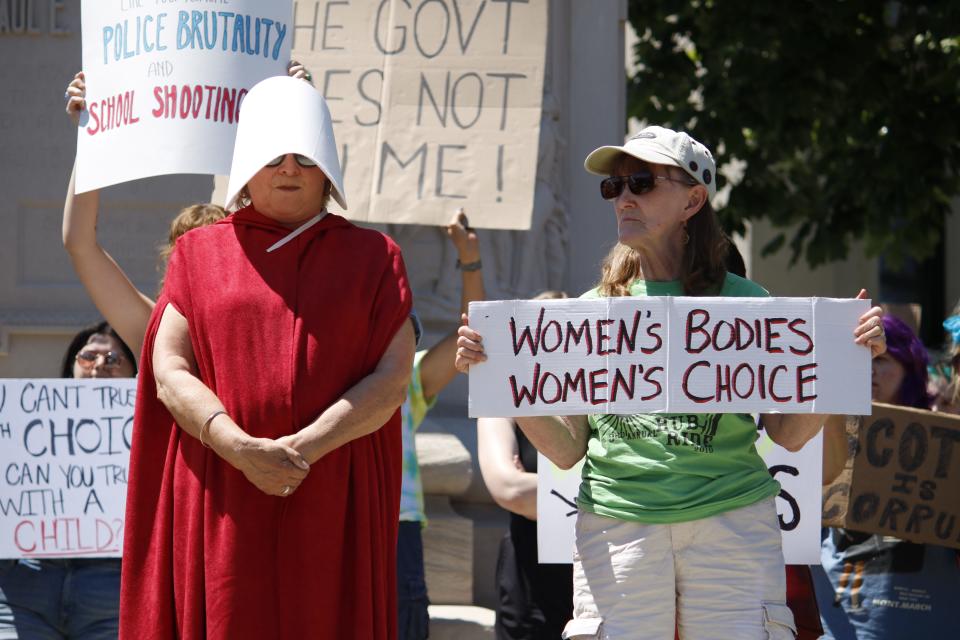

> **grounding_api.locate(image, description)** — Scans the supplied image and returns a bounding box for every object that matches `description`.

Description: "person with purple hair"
[815,315,960,639]
[873,315,934,408]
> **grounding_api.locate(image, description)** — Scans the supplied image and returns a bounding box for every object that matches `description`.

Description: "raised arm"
[280,320,416,464]
[478,417,537,520]
[64,71,154,356]
[153,303,309,496]
[420,209,486,400]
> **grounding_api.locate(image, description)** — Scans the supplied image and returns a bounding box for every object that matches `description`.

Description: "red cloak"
[119,207,412,639]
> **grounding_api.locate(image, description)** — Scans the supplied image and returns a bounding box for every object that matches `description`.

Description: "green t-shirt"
[577,272,781,523]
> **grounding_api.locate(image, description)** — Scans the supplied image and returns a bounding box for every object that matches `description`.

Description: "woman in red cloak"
[119,76,414,639]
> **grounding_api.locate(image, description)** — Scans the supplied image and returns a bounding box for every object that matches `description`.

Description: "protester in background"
[477,290,574,640]
[0,322,135,638]
[397,209,486,640]
[59,322,137,379]
[120,76,413,639]
[455,126,886,639]
[931,300,959,415]
[816,315,960,639]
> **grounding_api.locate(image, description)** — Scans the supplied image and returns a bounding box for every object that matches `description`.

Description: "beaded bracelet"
[456,259,482,272]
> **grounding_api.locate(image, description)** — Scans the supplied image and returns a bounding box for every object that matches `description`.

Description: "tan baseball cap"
[584,125,717,200]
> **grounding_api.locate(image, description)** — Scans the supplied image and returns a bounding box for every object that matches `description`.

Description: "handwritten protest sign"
[536,453,581,564]
[0,379,135,559]
[756,430,823,564]
[537,432,823,564]
[823,403,960,549]
[76,0,292,193]
[290,0,547,229]
[468,297,871,417]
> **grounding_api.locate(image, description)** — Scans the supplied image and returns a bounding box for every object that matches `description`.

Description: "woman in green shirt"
[455,126,887,639]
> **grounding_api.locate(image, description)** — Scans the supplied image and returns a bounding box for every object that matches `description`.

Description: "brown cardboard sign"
[290,1,548,230]
[822,402,960,549]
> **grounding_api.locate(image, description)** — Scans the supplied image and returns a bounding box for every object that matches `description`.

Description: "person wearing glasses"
[119,76,413,639]
[815,315,960,640]
[0,322,134,638]
[62,323,137,379]
[455,126,887,639]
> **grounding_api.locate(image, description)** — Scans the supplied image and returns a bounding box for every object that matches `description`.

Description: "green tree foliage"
[627,1,960,266]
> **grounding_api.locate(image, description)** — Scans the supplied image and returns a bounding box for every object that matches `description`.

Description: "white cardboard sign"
[0,379,136,559]
[76,0,292,192]
[756,430,824,564]
[290,0,548,229]
[469,297,871,417]
[536,431,823,565]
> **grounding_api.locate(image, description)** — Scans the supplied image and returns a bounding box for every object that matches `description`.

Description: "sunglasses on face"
[264,154,318,168]
[599,169,691,200]
[75,350,124,370]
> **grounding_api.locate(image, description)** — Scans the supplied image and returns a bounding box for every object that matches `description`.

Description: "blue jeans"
[0,559,121,639]
[397,521,429,640]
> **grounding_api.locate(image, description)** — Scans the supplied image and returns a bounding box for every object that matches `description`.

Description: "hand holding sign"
[286,60,312,85]
[456,313,487,372]
[65,71,87,126]
[853,289,887,358]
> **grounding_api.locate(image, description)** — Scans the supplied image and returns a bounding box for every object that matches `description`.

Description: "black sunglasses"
[600,169,691,200]
[264,154,318,168]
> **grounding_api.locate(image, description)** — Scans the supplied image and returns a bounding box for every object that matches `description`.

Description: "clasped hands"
[227,433,311,498]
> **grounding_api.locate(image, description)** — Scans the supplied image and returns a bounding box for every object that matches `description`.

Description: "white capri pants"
[562,497,796,640]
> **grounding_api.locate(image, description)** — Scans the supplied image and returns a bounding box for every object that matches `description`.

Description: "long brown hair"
[596,163,729,297]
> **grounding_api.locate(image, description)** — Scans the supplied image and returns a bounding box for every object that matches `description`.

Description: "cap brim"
[583,145,682,176]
